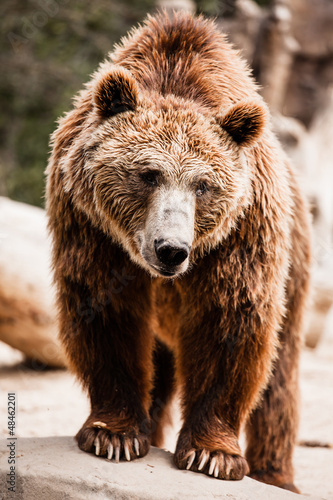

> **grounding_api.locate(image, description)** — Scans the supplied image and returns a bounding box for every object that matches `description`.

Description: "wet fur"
[46,11,311,492]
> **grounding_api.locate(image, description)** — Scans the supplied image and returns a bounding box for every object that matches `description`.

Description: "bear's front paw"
[174,447,249,480]
[76,424,150,462]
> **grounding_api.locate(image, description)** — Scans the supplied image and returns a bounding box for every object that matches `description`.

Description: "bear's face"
[83,68,266,278]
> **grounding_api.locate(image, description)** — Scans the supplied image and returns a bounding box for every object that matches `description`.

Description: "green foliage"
[195,0,271,16]
[253,0,271,5]
[195,0,220,17]
[0,0,154,207]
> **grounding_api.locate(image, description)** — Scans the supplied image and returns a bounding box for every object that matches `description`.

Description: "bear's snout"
[138,187,195,277]
[154,239,190,269]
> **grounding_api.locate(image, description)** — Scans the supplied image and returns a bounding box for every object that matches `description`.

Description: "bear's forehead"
[97,105,231,161]
[97,116,232,170]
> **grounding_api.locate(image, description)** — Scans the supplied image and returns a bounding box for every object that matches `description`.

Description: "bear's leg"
[245,191,311,492]
[150,339,176,447]
[245,332,300,493]
[245,250,310,491]
[172,251,288,481]
[173,307,271,480]
[58,266,154,462]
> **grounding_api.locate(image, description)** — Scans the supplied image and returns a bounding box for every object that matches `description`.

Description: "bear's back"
[110,11,259,110]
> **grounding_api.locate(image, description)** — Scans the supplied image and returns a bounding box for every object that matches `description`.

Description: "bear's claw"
[93,433,140,462]
[134,437,140,456]
[208,456,217,476]
[107,442,113,460]
[186,451,196,470]
[124,442,130,461]
[178,448,249,480]
[198,450,210,470]
[114,444,120,463]
[77,424,149,462]
[94,436,100,456]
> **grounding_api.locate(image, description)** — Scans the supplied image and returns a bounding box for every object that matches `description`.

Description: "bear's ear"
[93,67,139,119]
[218,100,267,147]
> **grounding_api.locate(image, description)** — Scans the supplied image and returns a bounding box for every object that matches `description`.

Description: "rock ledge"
[0,436,318,500]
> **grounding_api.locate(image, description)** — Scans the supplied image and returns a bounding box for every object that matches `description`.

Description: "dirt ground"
[0,337,332,499]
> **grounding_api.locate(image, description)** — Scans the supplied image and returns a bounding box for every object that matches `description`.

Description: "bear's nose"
[154,239,190,268]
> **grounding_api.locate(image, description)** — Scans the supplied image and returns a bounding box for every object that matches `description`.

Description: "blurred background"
[0,0,332,497]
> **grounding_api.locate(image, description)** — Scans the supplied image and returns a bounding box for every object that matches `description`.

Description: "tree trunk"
[253,0,298,112]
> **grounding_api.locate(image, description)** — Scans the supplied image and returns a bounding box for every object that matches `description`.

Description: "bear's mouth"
[150,264,178,278]
[141,247,189,279]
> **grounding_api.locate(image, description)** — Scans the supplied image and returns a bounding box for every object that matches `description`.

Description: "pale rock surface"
[0,343,333,499]
[0,436,318,500]
[0,197,65,368]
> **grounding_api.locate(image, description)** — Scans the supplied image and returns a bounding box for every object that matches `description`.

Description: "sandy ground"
[0,338,332,499]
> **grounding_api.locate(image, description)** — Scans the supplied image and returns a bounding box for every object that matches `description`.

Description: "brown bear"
[46,11,311,493]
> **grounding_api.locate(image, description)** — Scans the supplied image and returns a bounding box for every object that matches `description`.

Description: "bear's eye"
[195,182,208,197]
[140,170,159,187]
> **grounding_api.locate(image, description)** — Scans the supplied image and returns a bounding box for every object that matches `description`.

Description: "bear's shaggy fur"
[46,11,311,492]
